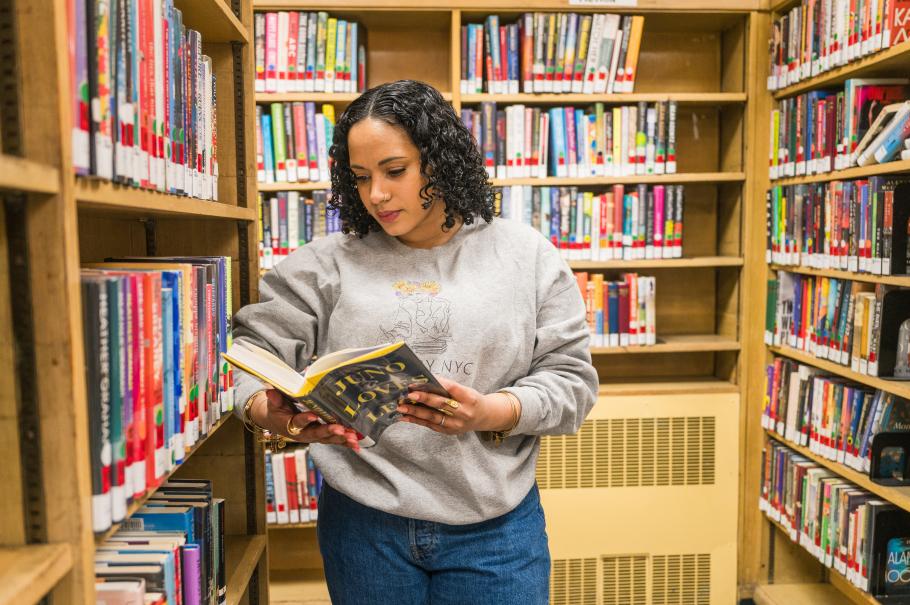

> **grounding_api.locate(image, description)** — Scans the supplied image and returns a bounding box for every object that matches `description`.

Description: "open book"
[224,340,449,447]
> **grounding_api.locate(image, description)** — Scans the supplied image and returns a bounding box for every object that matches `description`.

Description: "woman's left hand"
[397,377,516,435]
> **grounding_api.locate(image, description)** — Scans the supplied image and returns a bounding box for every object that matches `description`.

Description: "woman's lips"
[377,210,401,223]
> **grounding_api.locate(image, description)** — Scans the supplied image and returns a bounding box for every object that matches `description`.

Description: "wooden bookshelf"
[0,0,267,604]
[269,522,317,529]
[0,155,59,195]
[768,264,910,287]
[771,158,910,186]
[570,256,744,270]
[0,544,72,605]
[253,4,759,604]
[754,582,856,605]
[773,38,910,99]
[765,430,910,514]
[748,5,910,603]
[590,333,740,355]
[256,91,454,103]
[75,179,258,221]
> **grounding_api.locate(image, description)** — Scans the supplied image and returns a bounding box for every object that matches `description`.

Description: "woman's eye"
[388,168,405,177]
[354,174,370,182]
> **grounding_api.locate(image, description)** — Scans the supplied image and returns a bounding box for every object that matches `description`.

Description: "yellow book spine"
[325,18,337,88]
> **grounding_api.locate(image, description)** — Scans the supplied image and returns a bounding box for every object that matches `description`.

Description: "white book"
[594,15,619,95]
[582,14,604,95]
[288,192,300,253]
[316,114,329,183]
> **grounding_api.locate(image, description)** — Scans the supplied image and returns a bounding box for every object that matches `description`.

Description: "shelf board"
[96,414,234,543]
[754,582,856,605]
[174,0,248,43]
[597,377,739,396]
[256,91,452,102]
[769,264,910,287]
[774,39,910,99]
[764,516,881,605]
[269,568,329,604]
[491,172,746,186]
[772,159,910,186]
[591,334,739,355]
[571,256,743,270]
[268,522,317,529]
[765,430,910,514]
[258,181,330,192]
[0,155,59,195]
[224,534,267,605]
[75,178,256,221]
[460,92,747,105]
[768,345,910,401]
[769,0,801,13]
[0,544,72,605]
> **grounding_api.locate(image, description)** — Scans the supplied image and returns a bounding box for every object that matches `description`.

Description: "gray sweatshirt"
[232,217,598,524]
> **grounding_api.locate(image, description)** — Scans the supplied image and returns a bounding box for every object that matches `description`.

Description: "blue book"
[548,107,567,177]
[262,113,275,182]
[133,506,195,542]
[508,23,519,91]
[549,188,560,246]
[607,282,620,337]
[575,109,586,174]
[467,25,476,90]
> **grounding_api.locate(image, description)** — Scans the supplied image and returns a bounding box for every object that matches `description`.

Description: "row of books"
[762,356,909,475]
[254,11,365,94]
[759,441,910,596]
[461,101,678,179]
[80,257,234,533]
[459,13,644,95]
[496,184,684,261]
[767,0,910,91]
[69,0,220,200]
[768,78,910,180]
[96,479,225,605]
[765,272,891,376]
[574,272,656,348]
[256,102,335,184]
[258,191,340,269]
[765,178,910,275]
[265,448,323,525]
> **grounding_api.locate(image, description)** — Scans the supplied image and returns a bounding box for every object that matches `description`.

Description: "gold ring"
[439,416,446,427]
[438,407,454,417]
[287,415,304,437]
[445,398,460,410]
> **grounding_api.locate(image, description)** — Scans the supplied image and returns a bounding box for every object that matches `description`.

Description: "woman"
[233,79,598,605]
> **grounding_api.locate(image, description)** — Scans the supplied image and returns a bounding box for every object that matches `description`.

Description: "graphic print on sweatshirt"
[378,280,452,355]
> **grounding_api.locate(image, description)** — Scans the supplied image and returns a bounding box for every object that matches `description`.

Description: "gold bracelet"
[243,390,290,452]
[480,390,522,446]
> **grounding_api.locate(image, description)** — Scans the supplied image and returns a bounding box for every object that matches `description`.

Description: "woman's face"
[348,117,447,247]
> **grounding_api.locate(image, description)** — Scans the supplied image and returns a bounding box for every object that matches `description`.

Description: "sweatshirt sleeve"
[502,239,599,436]
[231,248,334,419]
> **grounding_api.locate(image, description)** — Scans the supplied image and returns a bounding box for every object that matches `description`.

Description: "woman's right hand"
[250,389,361,452]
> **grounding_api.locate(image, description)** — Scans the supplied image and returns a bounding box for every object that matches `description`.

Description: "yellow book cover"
[325,18,337,90]
[225,340,450,447]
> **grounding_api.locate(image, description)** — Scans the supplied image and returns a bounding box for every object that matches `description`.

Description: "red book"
[283,453,300,522]
[287,12,298,86]
[498,26,507,89]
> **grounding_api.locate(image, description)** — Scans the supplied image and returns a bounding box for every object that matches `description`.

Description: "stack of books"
[760,442,910,596]
[767,1,910,91]
[462,100,678,178]
[574,271,656,348]
[69,0,219,199]
[498,184,684,261]
[80,257,234,533]
[96,479,226,605]
[769,78,910,179]
[762,357,910,473]
[254,11,365,94]
[256,103,335,184]
[460,13,644,94]
[265,448,323,525]
[258,191,340,269]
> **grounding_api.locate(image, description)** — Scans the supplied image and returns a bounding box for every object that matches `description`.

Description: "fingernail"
[409,392,421,401]
[398,405,409,414]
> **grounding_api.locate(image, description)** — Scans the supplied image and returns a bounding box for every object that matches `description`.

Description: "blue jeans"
[316,482,550,605]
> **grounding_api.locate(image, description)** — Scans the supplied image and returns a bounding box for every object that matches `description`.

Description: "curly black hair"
[328,79,495,236]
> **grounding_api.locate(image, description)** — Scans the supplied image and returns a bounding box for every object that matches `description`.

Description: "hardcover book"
[225,340,450,447]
